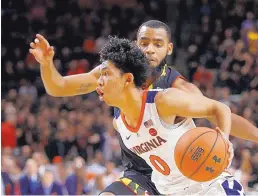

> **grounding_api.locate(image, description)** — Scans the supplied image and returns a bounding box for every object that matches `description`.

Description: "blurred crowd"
[176,0,258,193]
[1,0,258,195]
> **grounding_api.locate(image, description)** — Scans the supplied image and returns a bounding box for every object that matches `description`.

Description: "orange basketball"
[174,127,230,182]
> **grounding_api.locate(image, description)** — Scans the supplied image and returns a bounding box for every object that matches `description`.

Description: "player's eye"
[155,43,163,47]
[140,42,148,47]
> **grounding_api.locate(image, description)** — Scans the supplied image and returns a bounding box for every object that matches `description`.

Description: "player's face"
[137,27,173,67]
[96,61,130,106]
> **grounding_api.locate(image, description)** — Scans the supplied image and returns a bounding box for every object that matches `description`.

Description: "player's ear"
[167,42,173,55]
[124,73,134,87]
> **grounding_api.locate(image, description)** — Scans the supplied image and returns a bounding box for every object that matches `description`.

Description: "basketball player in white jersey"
[96,36,245,195]
[30,19,258,195]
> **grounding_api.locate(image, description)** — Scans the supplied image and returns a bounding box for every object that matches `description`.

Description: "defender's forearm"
[207,113,258,142]
[40,61,65,96]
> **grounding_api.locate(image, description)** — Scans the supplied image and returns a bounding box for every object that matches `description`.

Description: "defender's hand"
[29,34,55,65]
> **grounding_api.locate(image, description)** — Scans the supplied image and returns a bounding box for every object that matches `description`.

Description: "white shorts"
[166,175,245,196]
[198,176,245,196]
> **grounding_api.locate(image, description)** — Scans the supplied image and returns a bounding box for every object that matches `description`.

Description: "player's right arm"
[155,88,232,138]
[29,34,99,97]
[173,77,258,143]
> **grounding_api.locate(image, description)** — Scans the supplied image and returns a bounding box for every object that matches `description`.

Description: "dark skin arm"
[173,78,258,143]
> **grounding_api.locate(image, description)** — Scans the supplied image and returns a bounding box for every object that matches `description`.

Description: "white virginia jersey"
[115,90,243,195]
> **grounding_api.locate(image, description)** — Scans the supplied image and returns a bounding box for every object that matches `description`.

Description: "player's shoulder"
[158,65,182,88]
[164,65,180,75]
[145,89,163,104]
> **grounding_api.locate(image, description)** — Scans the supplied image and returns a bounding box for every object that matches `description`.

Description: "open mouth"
[147,58,157,63]
[96,87,104,101]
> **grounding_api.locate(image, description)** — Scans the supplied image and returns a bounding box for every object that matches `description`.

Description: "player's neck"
[119,88,144,128]
[142,69,162,89]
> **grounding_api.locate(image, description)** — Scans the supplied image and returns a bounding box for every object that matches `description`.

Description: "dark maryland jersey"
[113,65,184,176]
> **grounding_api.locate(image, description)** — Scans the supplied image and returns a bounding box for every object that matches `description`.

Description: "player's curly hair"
[100,36,148,87]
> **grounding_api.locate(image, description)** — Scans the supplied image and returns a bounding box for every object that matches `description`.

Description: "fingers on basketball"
[215,127,223,135]
[215,127,230,142]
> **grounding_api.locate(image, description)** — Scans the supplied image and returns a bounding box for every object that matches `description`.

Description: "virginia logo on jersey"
[130,136,167,155]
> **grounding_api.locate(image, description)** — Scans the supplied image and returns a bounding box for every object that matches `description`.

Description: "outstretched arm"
[155,88,232,138]
[173,78,258,143]
[29,34,99,97]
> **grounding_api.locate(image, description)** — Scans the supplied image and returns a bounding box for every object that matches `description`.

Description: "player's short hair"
[137,20,171,41]
[100,36,148,87]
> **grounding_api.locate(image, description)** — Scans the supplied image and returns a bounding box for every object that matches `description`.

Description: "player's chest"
[149,77,167,90]
[120,123,181,158]
[123,130,165,156]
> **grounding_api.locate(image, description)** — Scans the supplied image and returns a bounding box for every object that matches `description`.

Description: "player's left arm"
[155,88,232,138]
[173,78,258,143]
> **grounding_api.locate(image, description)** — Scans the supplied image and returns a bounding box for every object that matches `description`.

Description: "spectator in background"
[20,159,40,195]
[32,152,50,176]
[2,156,15,195]
[19,80,38,101]
[192,65,214,90]
[1,114,17,150]
[242,12,256,30]
[67,60,87,76]
[83,36,97,53]
[35,169,64,195]
[65,156,93,195]
[52,156,67,187]
[95,28,110,52]
[102,121,120,163]
[246,24,258,57]
[17,145,32,169]
[87,151,106,176]
[220,87,232,106]
[7,158,22,195]
[93,161,118,194]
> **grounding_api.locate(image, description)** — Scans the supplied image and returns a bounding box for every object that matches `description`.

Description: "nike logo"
[126,135,131,140]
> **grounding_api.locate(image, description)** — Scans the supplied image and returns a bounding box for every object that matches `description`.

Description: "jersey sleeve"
[113,107,120,119]
[168,69,187,87]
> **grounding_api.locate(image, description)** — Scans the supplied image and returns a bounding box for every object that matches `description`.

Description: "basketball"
[174,127,230,182]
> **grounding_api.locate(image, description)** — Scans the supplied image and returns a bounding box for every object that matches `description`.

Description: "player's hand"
[215,127,234,169]
[29,34,55,65]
